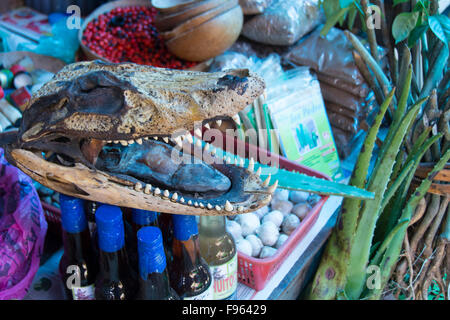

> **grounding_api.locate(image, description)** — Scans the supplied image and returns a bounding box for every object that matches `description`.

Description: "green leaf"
[320,7,351,36]
[429,15,450,44]
[370,219,410,266]
[408,24,429,47]
[392,12,420,43]
[322,0,341,20]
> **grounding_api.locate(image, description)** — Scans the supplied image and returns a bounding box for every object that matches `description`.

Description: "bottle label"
[183,280,214,300]
[211,253,238,300]
[71,284,95,300]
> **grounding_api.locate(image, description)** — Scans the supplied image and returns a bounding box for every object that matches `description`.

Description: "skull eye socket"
[67,71,131,116]
[73,86,125,115]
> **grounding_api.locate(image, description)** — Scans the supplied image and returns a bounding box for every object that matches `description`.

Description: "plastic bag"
[18,18,80,64]
[239,0,272,15]
[0,148,48,300]
[241,0,322,46]
[284,26,386,85]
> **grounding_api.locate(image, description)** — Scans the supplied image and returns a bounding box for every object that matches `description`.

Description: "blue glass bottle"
[59,194,97,300]
[94,205,137,300]
[136,226,179,300]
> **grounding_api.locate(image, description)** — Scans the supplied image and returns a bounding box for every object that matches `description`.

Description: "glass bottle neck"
[62,228,92,262]
[199,216,226,237]
[138,268,172,299]
[98,247,130,281]
[172,235,201,267]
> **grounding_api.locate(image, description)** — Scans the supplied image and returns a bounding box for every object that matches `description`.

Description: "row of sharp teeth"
[104,116,241,147]
[131,180,243,212]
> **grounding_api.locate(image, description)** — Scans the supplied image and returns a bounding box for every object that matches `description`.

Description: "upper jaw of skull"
[9,60,275,214]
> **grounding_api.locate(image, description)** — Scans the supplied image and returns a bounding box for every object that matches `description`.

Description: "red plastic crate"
[212,134,330,291]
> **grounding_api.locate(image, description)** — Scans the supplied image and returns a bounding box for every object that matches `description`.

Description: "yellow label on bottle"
[211,253,237,300]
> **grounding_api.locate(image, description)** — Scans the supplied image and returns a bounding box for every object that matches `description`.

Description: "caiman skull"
[3,60,275,215]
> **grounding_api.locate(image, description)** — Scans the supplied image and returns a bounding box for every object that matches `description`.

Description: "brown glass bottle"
[59,194,98,300]
[168,214,213,300]
[135,226,179,300]
[94,205,137,300]
[128,209,159,273]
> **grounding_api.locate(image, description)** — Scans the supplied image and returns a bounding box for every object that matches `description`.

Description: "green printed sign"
[267,81,342,180]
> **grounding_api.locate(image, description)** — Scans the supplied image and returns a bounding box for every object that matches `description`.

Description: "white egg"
[271,200,293,216]
[245,234,264,257]
[275,233,289,249]
[281,214,301,235]
[261,210,284,228]
[259,246,277,259]
[289,191,309,203]
[253,206,269,219]
[226,219,243,241]
[236,238,253,256]
[236,212,260,237]
[291,202,311,220]
[273,189,290,202]
[255,221,279,246]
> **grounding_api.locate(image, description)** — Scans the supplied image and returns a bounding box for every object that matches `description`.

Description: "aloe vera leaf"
[379,161,415,213]
[396,46,412,102]
[368,149,450,300]
[308,89,393,299]
[394,65,412,125]
[194,138,375,200]
[262,167,375,199]
[345,31,392,98]
[405,127,432,165]
[420,44,449,100]
[368,97,428,187]
[370,218,410,266]
[387,149,406,189]
[307,231,349,299]
[344,100,422,300]
[379,133,443,241]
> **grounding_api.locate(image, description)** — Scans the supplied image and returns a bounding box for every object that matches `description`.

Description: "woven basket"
[411,162,450,196]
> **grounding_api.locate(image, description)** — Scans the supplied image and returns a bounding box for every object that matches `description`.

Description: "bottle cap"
[59,194,88,233]
[172,214,198,241]
[137,226,166,276]
[95,205,125,252]
[132,209,158,226]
